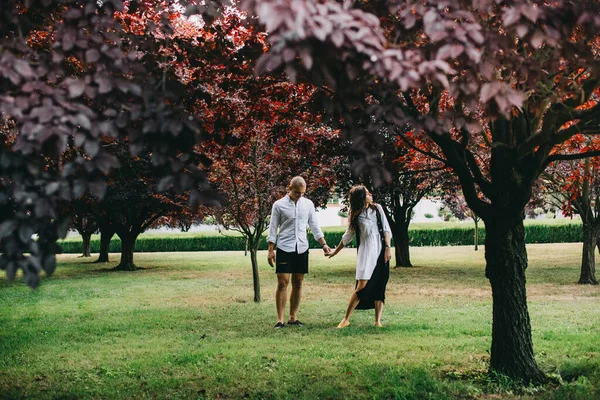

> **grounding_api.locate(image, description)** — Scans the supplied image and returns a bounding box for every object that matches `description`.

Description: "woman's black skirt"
[355,248,390,310]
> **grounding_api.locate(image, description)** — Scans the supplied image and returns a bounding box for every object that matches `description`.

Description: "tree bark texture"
[250,247,261,303]
[81,232,92,258]
[95,226,114,263]
[473,218,479,251]
[388,204,412,268]
[393,220,412,267]
[579,222,599,285]
[114,232,138,271]
[485,216,546,384]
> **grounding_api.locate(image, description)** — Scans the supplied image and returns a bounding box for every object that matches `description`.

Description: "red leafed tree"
[543,133,600,285]
[95,141,190,271]
[205,123,338,302]
[0,0,223,287]
[156,206,206,232]
[137,8,341,302]
[245,0,600,382]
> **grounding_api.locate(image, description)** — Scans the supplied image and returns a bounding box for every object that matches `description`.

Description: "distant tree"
[543,136,600,284]
[71,197,99,257]
[96,141,189,271]
[157,207,205,232]
[439,190,481,250]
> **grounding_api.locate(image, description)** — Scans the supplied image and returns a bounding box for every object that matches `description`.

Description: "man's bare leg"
[276,273,290,324]
[289,273,304,322]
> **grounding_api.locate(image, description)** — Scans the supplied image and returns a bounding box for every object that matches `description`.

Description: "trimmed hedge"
[58,222,584,253]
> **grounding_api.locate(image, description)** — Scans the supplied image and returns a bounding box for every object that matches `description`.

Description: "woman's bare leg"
[374,301,383,327]
[338,280,368,328]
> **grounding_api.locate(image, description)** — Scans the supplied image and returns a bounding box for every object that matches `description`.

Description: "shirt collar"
[285,194,302,205]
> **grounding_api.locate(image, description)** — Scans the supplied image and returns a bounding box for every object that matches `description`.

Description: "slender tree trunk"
[579,222,599,285]
[393,218,412,268]
[250,247,261,303]
[484,215,546,384]
[81,232,92,257]
[114,232,139,271]
[473,217,479,251]
[95,226,114,263]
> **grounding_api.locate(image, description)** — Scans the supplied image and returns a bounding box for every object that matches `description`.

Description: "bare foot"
[374,322,383,328]
[337,319,350,329]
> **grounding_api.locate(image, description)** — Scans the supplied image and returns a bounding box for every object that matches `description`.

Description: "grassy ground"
[1,243,598,399]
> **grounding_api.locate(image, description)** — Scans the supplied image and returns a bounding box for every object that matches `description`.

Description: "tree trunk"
[114,232,139,271]
[95,226,114,263]
[579,222,599,285]
[392,218,412,268]
[484,215,546,384]
[81,232,92,257]
[473,217,479,251]
[250,247,261,303]
[596,231,600,255]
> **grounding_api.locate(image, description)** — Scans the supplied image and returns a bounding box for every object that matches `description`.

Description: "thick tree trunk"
[114,232,138,271]
[579,222,599,285]
[81,232,92,258]
[392,218,412,268]
[485,216,546,384]
[95,227,114,263]
[250,247,261,303]
[473,218,479,251]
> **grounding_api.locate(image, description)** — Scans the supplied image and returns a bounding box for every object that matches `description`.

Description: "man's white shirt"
[267,194,324,253]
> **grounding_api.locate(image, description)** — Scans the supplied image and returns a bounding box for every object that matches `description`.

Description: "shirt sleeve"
[341,226,355,246]
[267,202,280,245]
[308,201,324,241]
[377,204,392,235]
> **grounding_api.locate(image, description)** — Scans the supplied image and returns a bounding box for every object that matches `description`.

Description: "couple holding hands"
[267,176,392,329]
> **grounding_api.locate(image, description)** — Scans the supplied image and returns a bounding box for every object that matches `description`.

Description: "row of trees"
[3,0,600,386]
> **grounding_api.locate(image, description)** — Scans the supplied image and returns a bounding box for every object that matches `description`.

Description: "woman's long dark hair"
[348,185,376,234]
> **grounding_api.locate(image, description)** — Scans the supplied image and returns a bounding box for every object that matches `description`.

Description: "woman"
[328,185,392,328]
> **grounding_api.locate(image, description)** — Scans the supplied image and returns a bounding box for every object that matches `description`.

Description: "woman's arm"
[384,231,392,262]
[329,226,354,258]
[328,240,345,258]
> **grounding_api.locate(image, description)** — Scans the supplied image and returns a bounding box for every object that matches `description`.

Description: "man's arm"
[267,204,279,267]
[307,202,331,255]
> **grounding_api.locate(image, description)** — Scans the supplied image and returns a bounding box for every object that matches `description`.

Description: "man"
[267,176,331,328]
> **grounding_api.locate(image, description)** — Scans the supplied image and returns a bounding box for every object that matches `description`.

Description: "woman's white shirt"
[341,204,391,280]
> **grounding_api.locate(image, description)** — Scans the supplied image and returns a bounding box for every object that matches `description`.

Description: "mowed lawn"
[1,244,599,399]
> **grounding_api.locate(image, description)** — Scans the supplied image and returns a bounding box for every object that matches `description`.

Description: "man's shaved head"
[289,176,306,189]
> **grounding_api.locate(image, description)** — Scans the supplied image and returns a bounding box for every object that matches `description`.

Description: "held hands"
[327,246,340,258]
[322,244,332,256]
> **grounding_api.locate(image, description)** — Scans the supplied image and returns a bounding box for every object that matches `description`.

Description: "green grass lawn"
[1,243,598,399]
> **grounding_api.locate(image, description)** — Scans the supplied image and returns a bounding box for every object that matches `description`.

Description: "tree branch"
[545,150,600,166]
[396,130,447,164]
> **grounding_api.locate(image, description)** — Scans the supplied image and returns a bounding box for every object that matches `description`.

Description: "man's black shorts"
[276,248,309,274]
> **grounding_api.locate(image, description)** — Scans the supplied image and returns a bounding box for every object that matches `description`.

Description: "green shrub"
[57,221,584,253]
